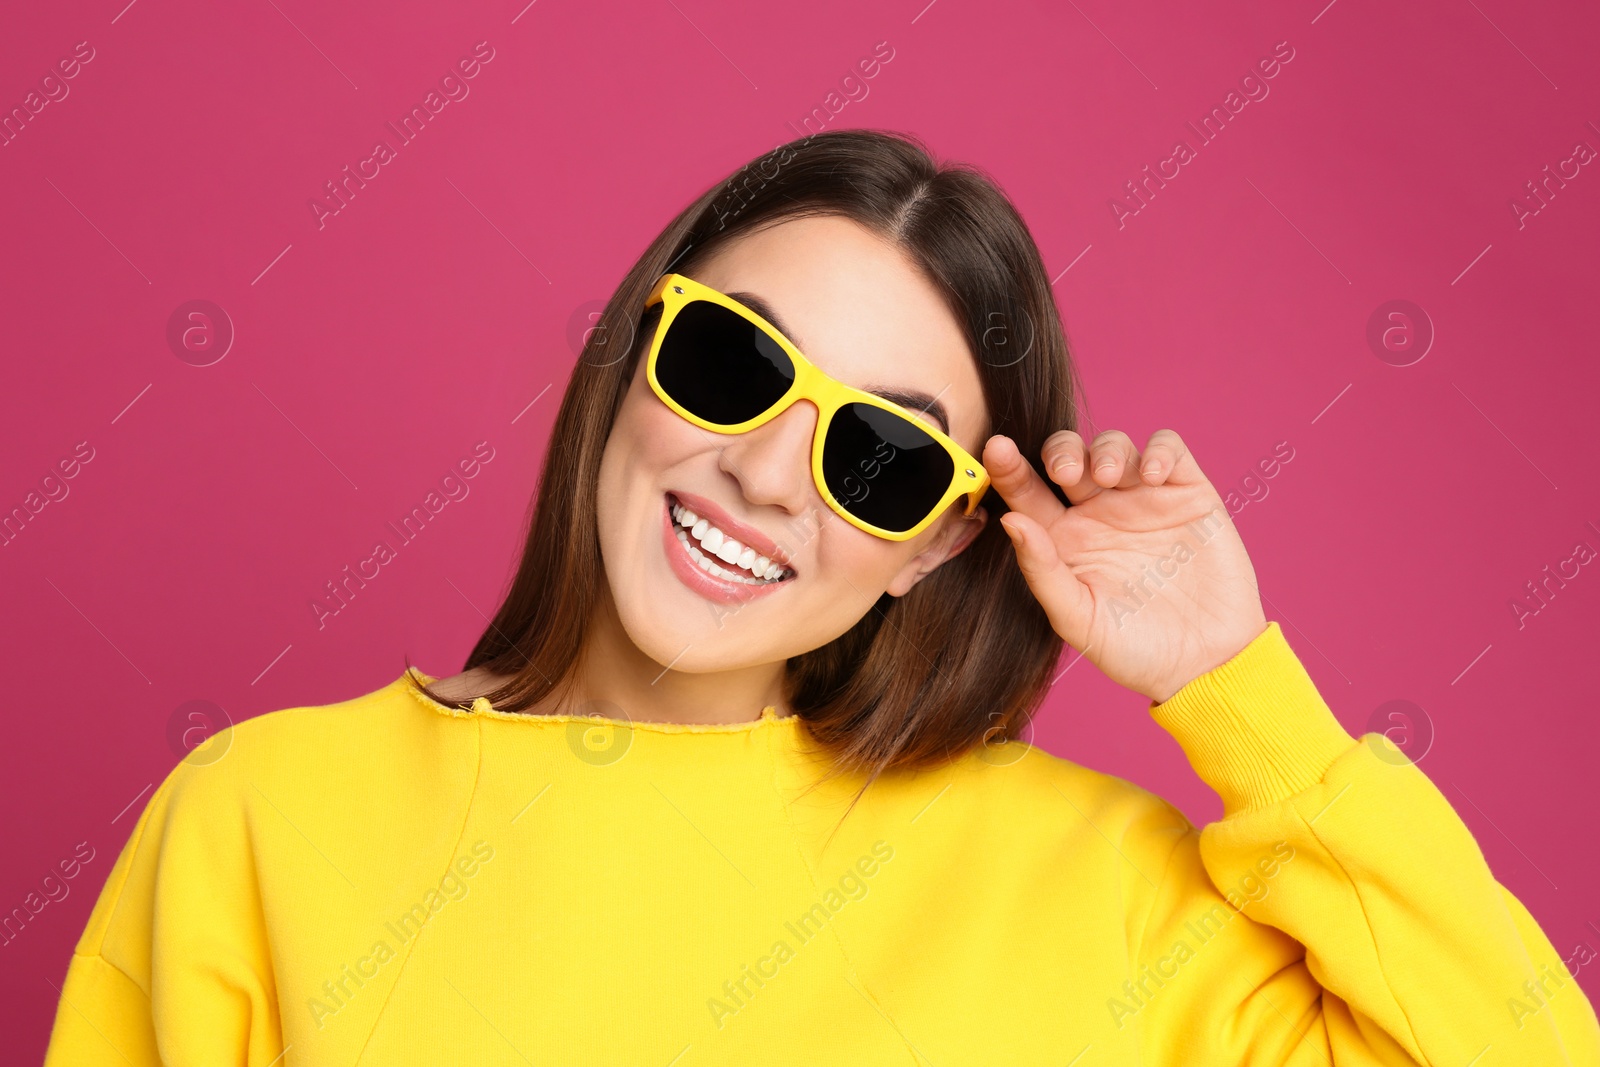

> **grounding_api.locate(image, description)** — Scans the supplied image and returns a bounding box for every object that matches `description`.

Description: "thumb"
[1000,511,1090,649]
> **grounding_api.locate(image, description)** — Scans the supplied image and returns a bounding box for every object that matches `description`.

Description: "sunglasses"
[642,272,991,542]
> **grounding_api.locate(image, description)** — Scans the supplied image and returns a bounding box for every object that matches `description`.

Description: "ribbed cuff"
[1149,621,1357,817]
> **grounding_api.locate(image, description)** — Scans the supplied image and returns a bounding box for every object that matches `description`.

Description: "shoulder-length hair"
[408,127,1086,787]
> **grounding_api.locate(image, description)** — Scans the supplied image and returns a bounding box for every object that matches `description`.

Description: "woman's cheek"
[819,535,903,597]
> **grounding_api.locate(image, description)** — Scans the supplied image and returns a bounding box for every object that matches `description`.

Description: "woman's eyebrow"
[727,291,803,350]
[727,290,952,436]
[865,388,951,435]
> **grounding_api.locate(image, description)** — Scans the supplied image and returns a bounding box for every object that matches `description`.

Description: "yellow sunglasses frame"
[642,272,991,542]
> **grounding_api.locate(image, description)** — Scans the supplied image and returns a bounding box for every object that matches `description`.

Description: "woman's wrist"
[1148,621,1358,816]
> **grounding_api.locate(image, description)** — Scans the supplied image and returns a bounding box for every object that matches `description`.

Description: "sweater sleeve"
[1128,621,1600,1065]
[41,747,283,1066]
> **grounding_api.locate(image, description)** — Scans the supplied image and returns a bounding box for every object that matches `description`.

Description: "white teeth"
[669,499,791,583]
[677,530,773,584]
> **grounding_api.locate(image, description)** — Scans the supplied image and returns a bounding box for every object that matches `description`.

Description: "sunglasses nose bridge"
[754,391,823,456]
[716,393,822,515]
[784,358,847,429]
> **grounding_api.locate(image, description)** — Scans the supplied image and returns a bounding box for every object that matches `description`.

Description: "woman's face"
[594,214,991,673]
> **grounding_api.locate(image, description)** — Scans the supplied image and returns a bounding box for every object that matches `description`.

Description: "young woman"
[44,130,1600,1065]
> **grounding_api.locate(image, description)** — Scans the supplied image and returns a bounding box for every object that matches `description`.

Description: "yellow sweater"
[43,622,1600,1065]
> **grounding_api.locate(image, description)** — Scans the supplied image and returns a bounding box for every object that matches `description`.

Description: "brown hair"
[407,127,1087,790]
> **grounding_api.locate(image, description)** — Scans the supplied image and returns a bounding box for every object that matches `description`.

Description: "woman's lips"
[666,489,793,573]
[661,494,792,605]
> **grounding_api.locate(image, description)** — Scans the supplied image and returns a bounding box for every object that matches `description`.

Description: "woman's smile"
[660,490,796,605]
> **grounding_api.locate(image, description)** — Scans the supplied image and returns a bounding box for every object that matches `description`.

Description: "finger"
[982,434,1072,531]
[1087,430,1146,490]
[1039,429,1093,501]
[999,510,1091,649]
[1137,428,1207,487]
[1135,429,1183,485]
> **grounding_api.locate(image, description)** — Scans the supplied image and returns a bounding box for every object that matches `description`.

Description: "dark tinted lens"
[822,403,954,533]
[655,300,794,425]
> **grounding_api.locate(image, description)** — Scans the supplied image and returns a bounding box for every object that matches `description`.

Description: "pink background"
[3,0,1598,1052]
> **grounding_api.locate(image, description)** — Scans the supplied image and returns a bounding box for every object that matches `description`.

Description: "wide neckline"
[398,670,799,735]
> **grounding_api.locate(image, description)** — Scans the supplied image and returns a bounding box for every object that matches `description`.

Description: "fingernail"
[1001,517,1023,545]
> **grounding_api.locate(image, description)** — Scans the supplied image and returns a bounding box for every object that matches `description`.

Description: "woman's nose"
[716,398,820,516]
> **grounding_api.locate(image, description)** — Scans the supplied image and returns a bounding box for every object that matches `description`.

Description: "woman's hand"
[982,429,1268,704]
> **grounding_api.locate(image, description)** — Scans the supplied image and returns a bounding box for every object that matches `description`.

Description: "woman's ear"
[884,505,989,597]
